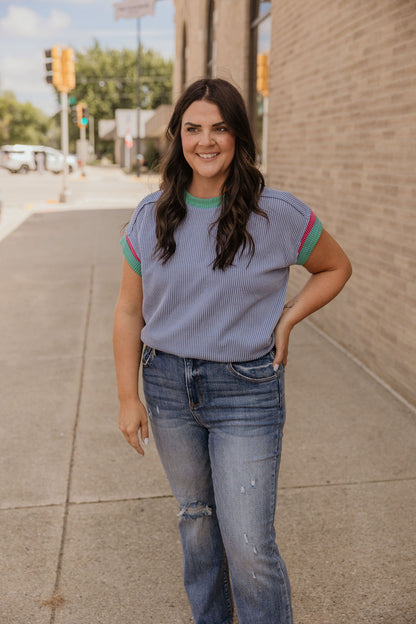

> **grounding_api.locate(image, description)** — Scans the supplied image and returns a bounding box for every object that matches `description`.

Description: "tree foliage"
[72,41,172,117]
[0,91,53,146]
[66,40,173,155]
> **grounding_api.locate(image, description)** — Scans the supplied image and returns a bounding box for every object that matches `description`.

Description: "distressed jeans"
[142,347,293,624]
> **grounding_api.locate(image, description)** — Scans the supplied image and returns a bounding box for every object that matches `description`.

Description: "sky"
[0,0,175,116]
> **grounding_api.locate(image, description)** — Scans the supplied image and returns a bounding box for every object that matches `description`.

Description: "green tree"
[0,91,52,146]
[66,41,173,156]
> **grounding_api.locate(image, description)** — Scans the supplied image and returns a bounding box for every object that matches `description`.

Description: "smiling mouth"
[197,153,220,159]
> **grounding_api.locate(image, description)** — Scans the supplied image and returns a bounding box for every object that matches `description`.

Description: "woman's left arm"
[273,228,352,369]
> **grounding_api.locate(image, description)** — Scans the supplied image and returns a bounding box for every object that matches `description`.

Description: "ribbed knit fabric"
[121,187,322,361]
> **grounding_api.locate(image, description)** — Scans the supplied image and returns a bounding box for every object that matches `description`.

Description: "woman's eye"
[216,126,227,132]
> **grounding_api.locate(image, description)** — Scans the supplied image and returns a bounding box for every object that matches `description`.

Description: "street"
[0,165,160,241]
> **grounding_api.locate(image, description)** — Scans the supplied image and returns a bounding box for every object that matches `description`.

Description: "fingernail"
[273,364,279,372]
[144,438,149,446]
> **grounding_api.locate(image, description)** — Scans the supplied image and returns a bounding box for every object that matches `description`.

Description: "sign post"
[113,0,156,175]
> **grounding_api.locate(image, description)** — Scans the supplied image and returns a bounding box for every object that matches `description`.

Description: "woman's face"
[180,99,236,194]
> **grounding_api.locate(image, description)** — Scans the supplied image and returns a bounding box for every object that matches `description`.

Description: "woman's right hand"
[118,398,149,455]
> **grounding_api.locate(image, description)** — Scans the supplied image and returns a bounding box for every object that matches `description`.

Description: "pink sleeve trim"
[126,234,141,263]
[298,211,316,254]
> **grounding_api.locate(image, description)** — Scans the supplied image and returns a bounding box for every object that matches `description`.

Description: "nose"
[198,129,215,146]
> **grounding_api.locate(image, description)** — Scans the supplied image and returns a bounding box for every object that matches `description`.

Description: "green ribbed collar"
[184,190,222,209]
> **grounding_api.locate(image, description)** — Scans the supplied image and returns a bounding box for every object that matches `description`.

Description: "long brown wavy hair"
[155,78,266,270]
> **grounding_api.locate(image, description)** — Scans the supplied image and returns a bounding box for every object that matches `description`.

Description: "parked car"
[0,145,36,173]
[0,145,78,174]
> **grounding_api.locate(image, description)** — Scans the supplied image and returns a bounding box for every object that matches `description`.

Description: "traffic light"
[71,106,78,125]
[257,52,269,98]
[62,47,76,93]
[81,105,88,126]
[45,46,76,93]
[45,46,62,90]
[76,102,88,128]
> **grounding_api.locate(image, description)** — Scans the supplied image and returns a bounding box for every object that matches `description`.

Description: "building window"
[250,0,271,173]
[181,23,187,90]
[206,0,216,77]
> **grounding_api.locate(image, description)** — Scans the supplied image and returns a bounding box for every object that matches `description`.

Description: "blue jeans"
[142,347,293,624]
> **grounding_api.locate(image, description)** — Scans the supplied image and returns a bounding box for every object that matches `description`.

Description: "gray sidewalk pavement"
[0,201,415,624]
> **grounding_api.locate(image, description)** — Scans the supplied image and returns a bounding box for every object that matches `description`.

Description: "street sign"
[113,0,155,20]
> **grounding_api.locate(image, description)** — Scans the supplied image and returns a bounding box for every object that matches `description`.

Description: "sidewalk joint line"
[2,478,415,514]
[48,263,95,624]
[279,475,416,491]
[0,494,176,513]
[68,494,176,506]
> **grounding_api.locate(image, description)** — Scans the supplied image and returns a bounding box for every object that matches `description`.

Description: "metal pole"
[80,125,87,176]
[88,115,95,156]
[59,91,70,202]
[136,17,142,176]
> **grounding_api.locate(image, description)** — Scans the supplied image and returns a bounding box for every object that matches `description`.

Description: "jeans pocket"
[227,351,278,383]
[142,345,156,368]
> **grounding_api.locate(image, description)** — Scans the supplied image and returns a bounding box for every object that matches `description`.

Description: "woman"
[113,78,352,624]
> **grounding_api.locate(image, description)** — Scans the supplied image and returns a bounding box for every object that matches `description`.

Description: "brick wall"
[172,0,416,406]
[269,0,416,405]
[174,0,251,99]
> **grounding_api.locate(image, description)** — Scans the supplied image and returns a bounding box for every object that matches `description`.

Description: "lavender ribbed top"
[121,187,322,361]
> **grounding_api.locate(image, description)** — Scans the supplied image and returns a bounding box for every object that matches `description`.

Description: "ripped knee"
[178,501,213,519]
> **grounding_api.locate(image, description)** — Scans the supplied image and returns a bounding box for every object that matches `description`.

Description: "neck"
[188,178,224,199]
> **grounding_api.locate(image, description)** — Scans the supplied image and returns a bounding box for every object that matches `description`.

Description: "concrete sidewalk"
[0,205,415,624]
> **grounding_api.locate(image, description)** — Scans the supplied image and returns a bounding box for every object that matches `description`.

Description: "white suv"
[0,145,78,174]
[0,145,36,173]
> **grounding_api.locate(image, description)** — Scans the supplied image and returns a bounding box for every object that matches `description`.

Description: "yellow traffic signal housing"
[76,102,88,128]
[257,52,269,98]
[62,47,76,93]
[45,45,63,90]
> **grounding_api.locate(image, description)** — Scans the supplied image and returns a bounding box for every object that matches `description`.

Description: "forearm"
[113,303,144,402]
[282,264,351,330]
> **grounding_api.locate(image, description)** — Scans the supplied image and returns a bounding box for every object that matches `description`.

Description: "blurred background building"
[173,0,416,406]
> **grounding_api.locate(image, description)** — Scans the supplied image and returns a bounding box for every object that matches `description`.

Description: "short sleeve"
[260,190,323,266]
[121,232,142,275]
[296,211,323,265]
[119,199,148,276]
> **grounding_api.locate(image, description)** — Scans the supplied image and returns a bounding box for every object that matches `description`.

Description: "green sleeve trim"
[296,218,323,265]
[120,235,142,276]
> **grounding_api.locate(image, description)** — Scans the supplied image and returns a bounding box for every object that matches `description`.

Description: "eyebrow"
[183,121,226,127]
